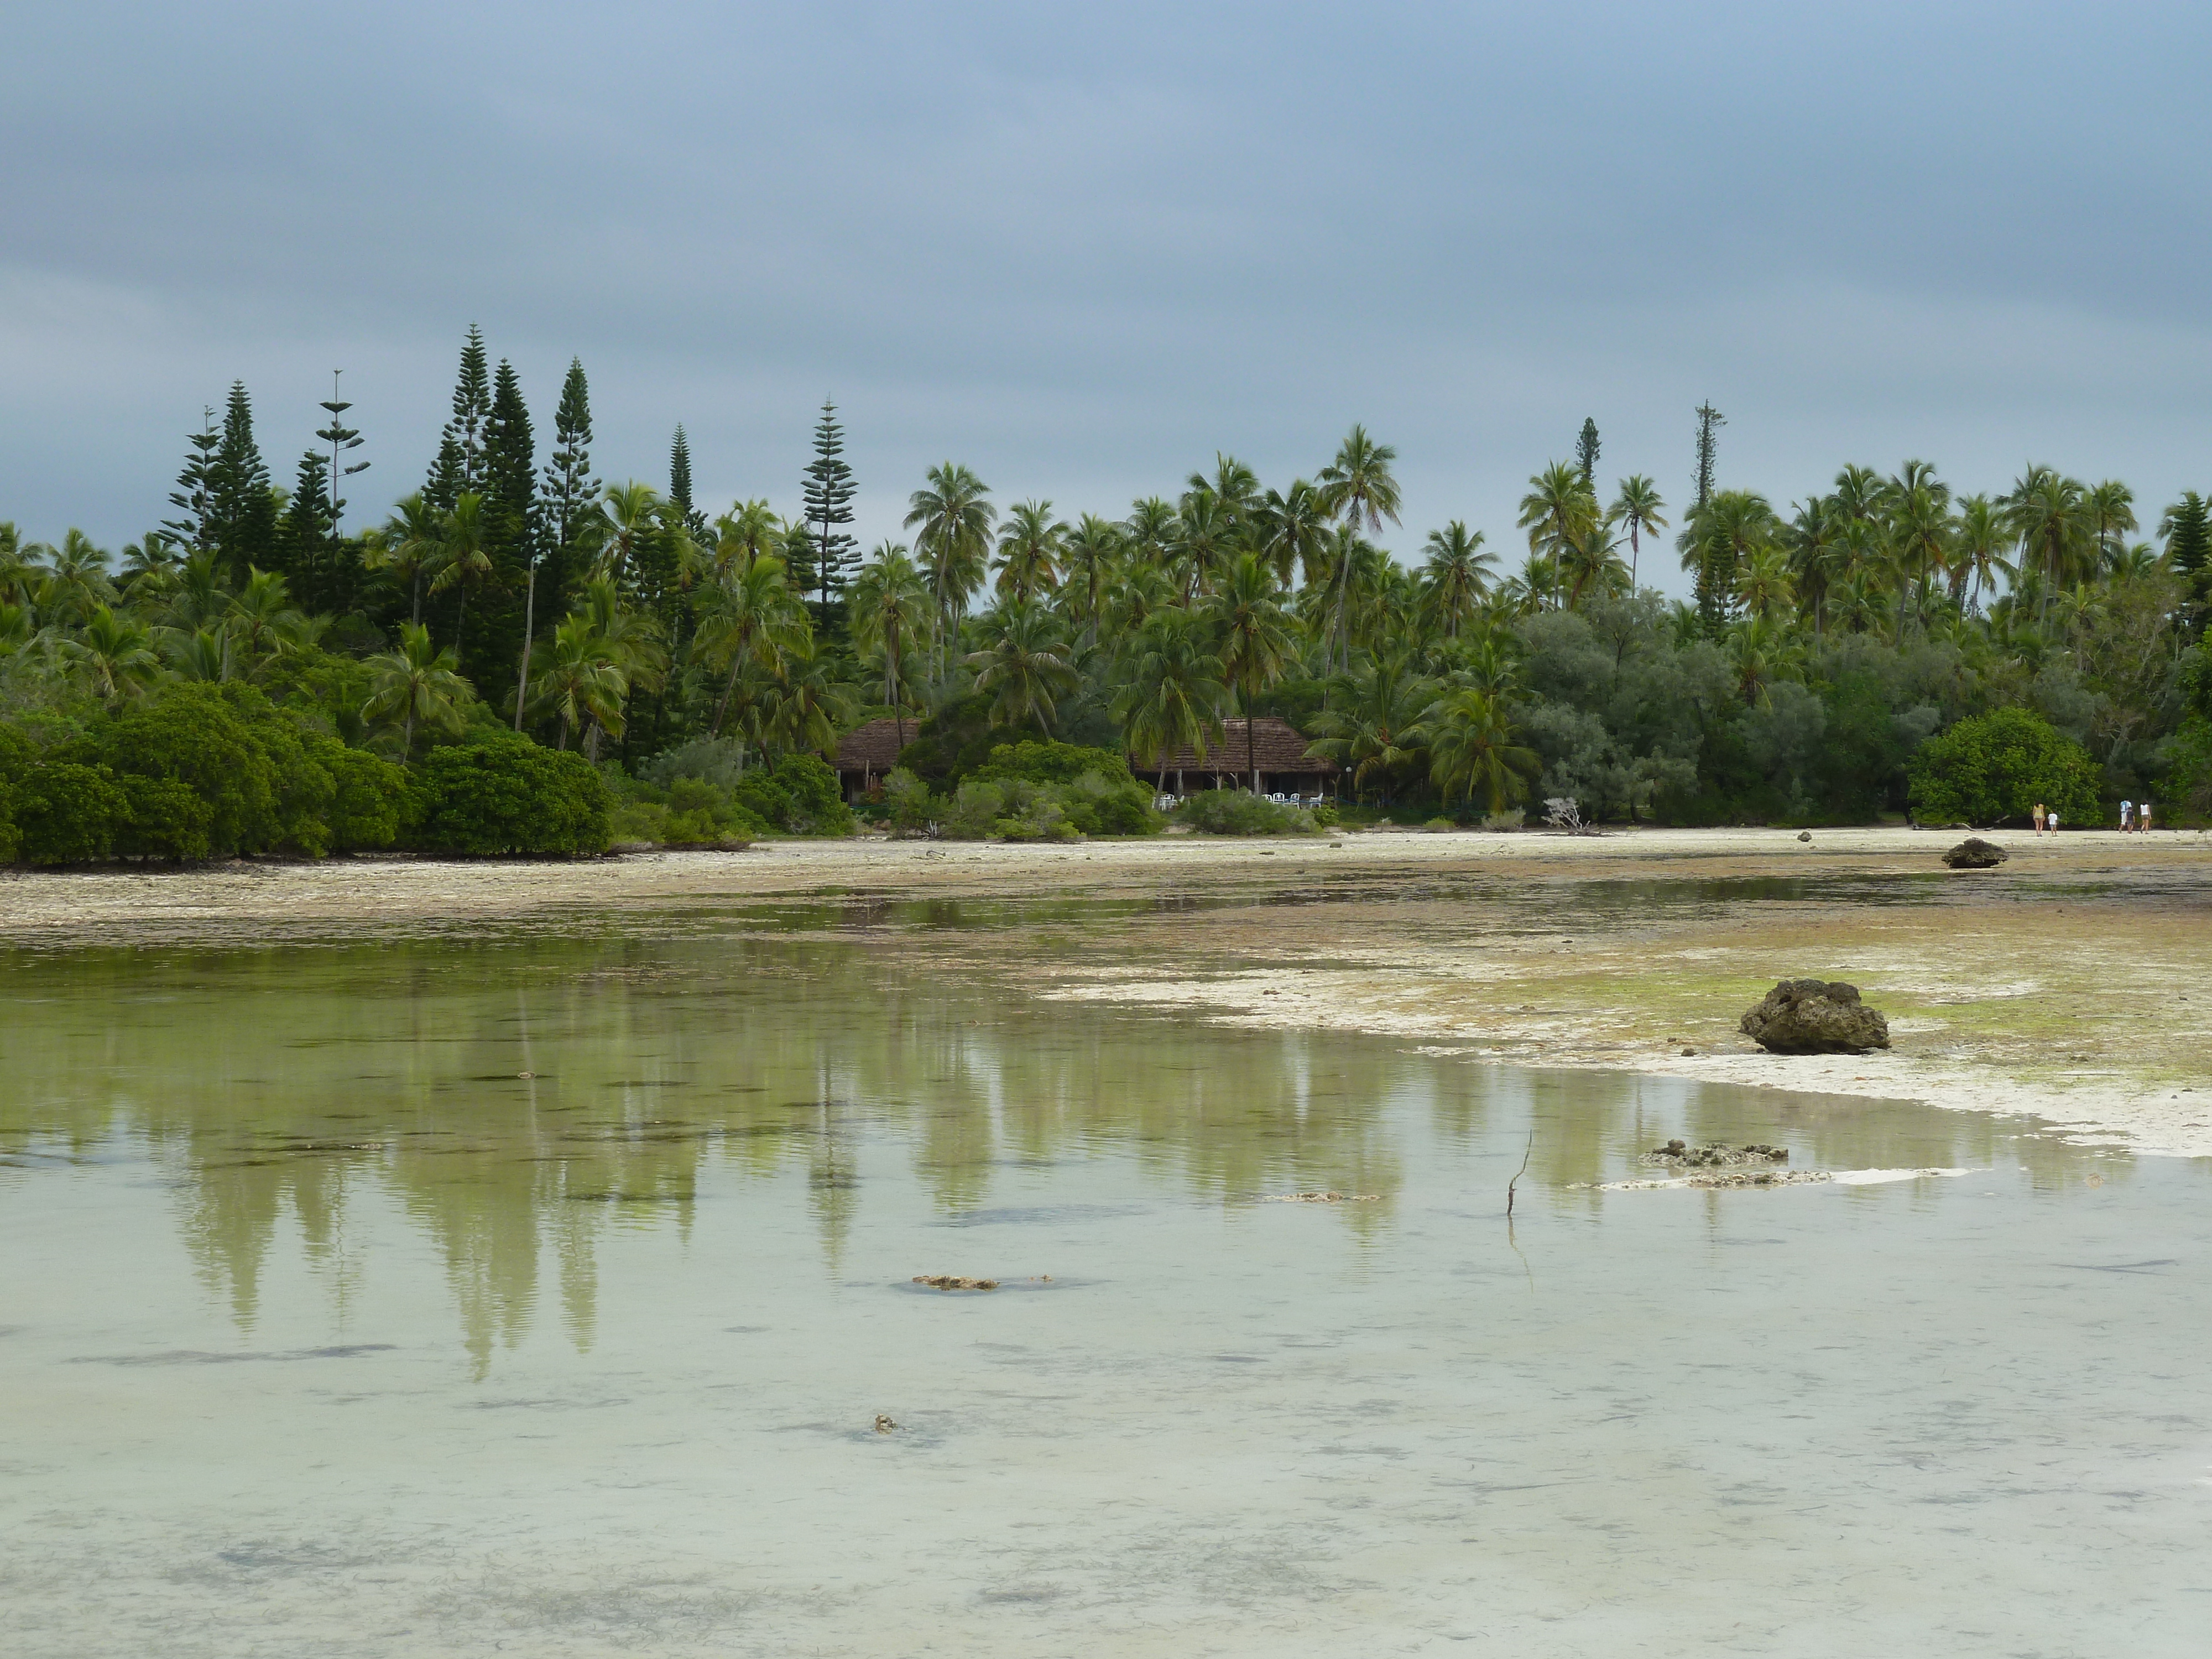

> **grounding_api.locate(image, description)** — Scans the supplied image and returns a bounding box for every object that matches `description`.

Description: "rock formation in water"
[1644,1140,1790,1167]
[913,1275,998,1291]
[1943,837,2009,869]
[1739,979,1891,1053]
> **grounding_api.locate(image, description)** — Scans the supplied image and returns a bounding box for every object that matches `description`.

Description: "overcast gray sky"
[6,2,2208,589]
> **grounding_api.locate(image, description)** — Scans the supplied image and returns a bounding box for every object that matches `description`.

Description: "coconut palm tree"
[759,640,858,760]
[1170,488,1236,607]
[1952,494,2011,613]
[1418,522,1495,639]
[528,614,629,750]
[1420,686,1539,812]
[1681,489,1778,627]
[965,598,1079,734]
[848,545,930,748]
[1317,426,1402,666]
[164,626,233,683]
[56,605,159,702]
[589,481,669,587]
[1188,454,1261,525]
[1608,476,1667,589]
[1058,514,1122,647]
[2086,480,2137,572]
[1207,552,1295,791]
[1120,497,1180,578]
[1253,479,1330,591]
[1307,652,1435,800]
[2004,466,2089,621]
[1735,546,1796,623]
[36,530,116,625]
[701,556,807,740]
[224,567,312,673]
[904,463,994,686]
[1518,462,1599,602]
[119,532,182,606]
[424,492,495,667]
[993,500,1065,603]
[365,623,473,758]
[367,494,444,626]
[1113,609,1228,795]
[1561,521,1630,608]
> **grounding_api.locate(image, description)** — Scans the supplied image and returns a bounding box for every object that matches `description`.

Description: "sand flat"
[5,825,2208,1156]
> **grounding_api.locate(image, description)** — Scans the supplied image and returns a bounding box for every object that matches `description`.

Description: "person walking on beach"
[2141,802,2153,832]
[2121,799,2133,831]
[2047,810,2060,833]
[2033,802,2046,834]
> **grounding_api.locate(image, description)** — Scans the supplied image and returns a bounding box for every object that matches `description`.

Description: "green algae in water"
[1,925,2208,1657]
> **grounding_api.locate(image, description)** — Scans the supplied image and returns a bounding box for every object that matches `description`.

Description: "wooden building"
[1134,718,1336,798]
[830,717,916,801]
[831,713,1337,802]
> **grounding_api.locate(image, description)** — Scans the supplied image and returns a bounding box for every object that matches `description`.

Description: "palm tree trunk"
[513,561,538,731]
[711,643,747,738]
[452,584,468,670]
[1246,687,1258,794]
[411,571,422,628]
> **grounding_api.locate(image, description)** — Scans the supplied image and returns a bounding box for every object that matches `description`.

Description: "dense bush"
[309,735,407,852]
[877,743,1159,841]
[730,753,854,836]
[1172,790,1318,836]
[0,681,418,864]
[1907,707,2100,827]
[11,761,127,864]
[406,733,613,855]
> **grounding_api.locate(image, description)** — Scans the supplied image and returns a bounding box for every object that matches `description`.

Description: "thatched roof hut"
[1133,718,1335,794]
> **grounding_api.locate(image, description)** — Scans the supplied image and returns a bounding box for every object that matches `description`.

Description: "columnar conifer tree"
[801,400,858,625]
[162,408,220,554]
[478,358,538,708]
[669,425,709,539]
[539,359,600,563]
[425,326,492,510]
[1690,401,1727,631]
[279,449,338,608]
[1576,419,1600,488]
[2163,490,2209,640]
[208,382,276,587]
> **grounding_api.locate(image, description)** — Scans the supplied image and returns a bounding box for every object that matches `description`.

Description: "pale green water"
[2,914,2206,1656]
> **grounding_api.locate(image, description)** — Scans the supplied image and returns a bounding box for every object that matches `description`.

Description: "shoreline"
[4,826,2208,1159]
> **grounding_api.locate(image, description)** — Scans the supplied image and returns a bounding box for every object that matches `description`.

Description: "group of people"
[2031,801,2157,833]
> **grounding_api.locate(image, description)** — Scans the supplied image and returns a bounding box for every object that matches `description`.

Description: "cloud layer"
[6,2,2209,585]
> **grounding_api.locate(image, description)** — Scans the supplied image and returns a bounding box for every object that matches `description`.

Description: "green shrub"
[100,683,281,856]
[942,779,1008,839]
[406,733,613,856]
[1908,707,2099,827]
[1172,790,1317,836]
[732,753,853,836]
[883,766,936,831]
[307,736,406,852]
[115,774,216,860]
[974,740,1135,787]
[13,761,128,864]
[0,723,33,787]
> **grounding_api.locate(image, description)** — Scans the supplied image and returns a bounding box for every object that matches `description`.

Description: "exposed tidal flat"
[2,832,2209,1654]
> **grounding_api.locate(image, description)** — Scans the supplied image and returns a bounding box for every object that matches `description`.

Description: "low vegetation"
[5,332,2209,866]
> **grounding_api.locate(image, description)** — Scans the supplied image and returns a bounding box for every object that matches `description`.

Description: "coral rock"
[1739,979,1891,1054]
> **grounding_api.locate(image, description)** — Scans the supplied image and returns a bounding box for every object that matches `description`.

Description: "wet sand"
[5,825,2209,1157]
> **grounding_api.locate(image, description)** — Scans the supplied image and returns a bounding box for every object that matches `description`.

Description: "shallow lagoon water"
[3,917,2208,1656]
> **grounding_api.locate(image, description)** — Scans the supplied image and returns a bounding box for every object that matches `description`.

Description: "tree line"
[4,333,2211,864]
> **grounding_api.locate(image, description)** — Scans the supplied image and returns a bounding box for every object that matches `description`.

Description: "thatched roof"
[1133,717,1336,775]
[832,716,916,773]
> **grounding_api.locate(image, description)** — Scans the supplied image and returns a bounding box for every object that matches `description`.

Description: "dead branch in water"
[1507,1127,1533,1219]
